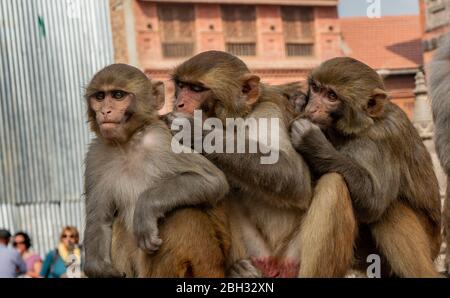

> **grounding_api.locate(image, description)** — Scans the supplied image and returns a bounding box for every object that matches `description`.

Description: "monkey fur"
[291,57,442,277]
[83,63,230,277]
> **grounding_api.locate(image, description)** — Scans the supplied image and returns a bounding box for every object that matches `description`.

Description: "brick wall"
[110,0,129,63]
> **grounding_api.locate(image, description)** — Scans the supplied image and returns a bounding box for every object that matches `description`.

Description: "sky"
[338,0,419,18]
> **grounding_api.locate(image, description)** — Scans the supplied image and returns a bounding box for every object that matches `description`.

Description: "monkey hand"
[84,260,124,278]
[134,215,163,254]
[133,204,164,254]
[290,118,324,150]
[227,259,263,278]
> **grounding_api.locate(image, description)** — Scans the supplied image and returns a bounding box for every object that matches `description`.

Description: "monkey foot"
[251,257,300,278]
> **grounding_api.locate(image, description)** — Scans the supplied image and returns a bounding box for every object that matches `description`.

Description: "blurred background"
[0,0,449,261]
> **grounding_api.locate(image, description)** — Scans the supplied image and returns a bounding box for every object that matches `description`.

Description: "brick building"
[110,0,342,109]
[340,16,423,118]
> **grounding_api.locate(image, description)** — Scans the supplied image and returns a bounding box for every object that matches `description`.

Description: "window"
[221,5,257,56]
[281,6,315,57]
[157,4,195,58]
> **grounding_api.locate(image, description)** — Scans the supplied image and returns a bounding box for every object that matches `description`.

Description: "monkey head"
[305,57,387,135]
[273,82,307,115]
[171,51,261,122]
[85,64,164,143]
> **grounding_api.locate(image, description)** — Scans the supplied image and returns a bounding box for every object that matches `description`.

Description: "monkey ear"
[240,74,261,105]
[151,81,165,111]
[366,88,387,117]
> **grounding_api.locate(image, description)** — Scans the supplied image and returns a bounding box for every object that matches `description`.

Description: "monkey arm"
[430,36,450,174]
[291,121,392,223]
[433,111,450,174]
[84,193,123,277]
[203,113,312,208]
[133,153,229,253]
[205,147,311,208]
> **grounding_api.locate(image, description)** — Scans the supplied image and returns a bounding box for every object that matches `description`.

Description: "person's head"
[13,232,31,254]
[59,226,79,250]
[0,229,11,246]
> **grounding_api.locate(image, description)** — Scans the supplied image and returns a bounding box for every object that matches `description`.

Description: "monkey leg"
[138,206,229,278]
[294,172,357,277]
[111,220,139,277]
[225,199,274,277]
[370,201,441,277]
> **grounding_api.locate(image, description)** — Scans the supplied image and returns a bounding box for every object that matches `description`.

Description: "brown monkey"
[290,57,442,277]
[170,51,355,277]
[430,34,450,274]
[83,63,230,277]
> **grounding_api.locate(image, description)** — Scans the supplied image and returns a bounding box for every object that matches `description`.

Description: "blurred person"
[40,226,82,278]
[13,232,42,278]
[0,229,27,278]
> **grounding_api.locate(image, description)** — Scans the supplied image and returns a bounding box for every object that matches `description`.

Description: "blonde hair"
[59,226,79,244]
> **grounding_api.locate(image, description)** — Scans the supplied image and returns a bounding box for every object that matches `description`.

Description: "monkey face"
[173,79,213,115]
[304,80,342,129]
[89,89,134,141]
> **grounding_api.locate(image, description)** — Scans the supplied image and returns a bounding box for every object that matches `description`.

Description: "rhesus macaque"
[83,63,230,277]
[291,57,442,277]
[430,34,450,274]
[170,51,355,277]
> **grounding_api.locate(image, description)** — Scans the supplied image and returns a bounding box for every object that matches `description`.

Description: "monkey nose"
[177,103,185,108]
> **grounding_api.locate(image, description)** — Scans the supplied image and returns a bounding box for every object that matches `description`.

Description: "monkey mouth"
[100,121,121,128]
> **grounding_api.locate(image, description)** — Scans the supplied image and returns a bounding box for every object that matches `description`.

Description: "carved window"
[221,5,257,56]
[157,4,195,58]
[281,6,315,57]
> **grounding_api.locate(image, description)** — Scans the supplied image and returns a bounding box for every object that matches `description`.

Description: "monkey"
[169,51,355,277]
[273,82,308,115]
[83,63,230,277]
[290,57,442,277]
[430,33,450,274]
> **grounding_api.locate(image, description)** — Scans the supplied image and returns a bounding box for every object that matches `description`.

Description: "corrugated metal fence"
[0,0,113,258]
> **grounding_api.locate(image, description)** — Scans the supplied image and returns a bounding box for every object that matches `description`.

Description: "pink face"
[305,81,341,128]
[89,89,133,140]
[173,80,212,115]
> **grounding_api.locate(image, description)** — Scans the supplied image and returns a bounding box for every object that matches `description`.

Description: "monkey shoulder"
[137,120,173,151]
[365,103,417,144]
[250,101,285,120]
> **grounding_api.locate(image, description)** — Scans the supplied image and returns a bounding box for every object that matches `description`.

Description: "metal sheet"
[0,0,113,257]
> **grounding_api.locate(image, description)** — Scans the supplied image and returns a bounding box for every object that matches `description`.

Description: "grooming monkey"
[83,64,230,277]
[291,57,442,277]
[170,51,355,277]
[430,34,450,274]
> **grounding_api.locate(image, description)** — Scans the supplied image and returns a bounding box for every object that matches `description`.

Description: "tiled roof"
[340,15,423,70]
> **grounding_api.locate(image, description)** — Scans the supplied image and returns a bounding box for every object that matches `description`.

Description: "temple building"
[341,15,423,119]
[109,0,431,117]
[109,0,342,109]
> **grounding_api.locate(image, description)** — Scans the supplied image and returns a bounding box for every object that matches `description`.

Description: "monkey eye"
[311,82,320,93]
[94,91,105,101]
[111,90,126,100]
[176,80,185,89]
[327,90,338,101]
[189,84,207,93]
